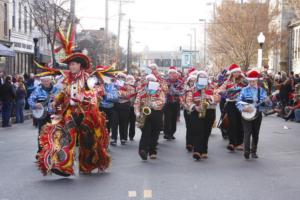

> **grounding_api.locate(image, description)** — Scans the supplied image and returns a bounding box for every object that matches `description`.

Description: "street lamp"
[257,32,265,70]
[199,19,207,67]
[32,26,41,73]
[187,34,192,66]
[191,28,197,66]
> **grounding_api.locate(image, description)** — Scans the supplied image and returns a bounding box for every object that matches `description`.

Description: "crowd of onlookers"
[0,71,40,127]
[251,67,300,122]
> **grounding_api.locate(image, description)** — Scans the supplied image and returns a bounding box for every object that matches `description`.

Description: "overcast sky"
[76,0,218,52]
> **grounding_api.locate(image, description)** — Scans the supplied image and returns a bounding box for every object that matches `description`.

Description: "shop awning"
[0,43,15,57]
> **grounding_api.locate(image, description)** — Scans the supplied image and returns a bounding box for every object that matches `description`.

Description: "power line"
[79,16,281,26]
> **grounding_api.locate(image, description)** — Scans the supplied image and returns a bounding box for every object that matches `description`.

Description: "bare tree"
[207,0,281,72]
[286,0,300,18]
[23,0,72,66]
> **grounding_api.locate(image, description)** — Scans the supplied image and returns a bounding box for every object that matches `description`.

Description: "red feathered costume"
[36,25,112,176]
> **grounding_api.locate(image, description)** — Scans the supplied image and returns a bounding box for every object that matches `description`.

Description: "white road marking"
[144,190,152,198]
[128,191,137,198]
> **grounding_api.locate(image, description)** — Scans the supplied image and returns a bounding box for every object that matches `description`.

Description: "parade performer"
[100,75,119,135]
[35,25,116,176]
[111,72,136,146]
[183,67,198,152]
[217,69,229,139]
[218,64,246,151]
[28,75,60,153]
[134,74,166,160]
[236,69,271,159]
[126,75,138,141]
[164,66,184,140]
[186,71,220,160]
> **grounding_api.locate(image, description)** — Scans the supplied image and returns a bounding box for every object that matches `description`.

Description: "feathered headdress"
[55,24,76,56]
[93,63,123,82]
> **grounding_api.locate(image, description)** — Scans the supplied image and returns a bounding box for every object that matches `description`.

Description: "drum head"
[32,107,45,119]
[242,104,257,121]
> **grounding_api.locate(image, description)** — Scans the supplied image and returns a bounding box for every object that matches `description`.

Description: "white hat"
[146,74,157,81]
[187,75,197,82]
[148,63,158,70]
[126,75,135,85]
[197,70,208,78]
[117,72,127,79]
[168,66,179,74]
[40,75,53,80]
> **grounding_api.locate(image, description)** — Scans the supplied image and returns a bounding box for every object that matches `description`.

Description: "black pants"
[111,102,130,141]
[184,110,193,146]
[37,114,51,152]
[242,113,262,154]
[226,102,244,146]
[2,101,13,127]
[207,109,216,136]
[101,107,115,133]
[164,102,180,137]
[190,109,215,154]
[128,106,136,140]
[139,110,163,155]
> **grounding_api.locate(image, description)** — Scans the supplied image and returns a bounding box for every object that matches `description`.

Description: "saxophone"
[197,89,209,119]
[137,94,152,129]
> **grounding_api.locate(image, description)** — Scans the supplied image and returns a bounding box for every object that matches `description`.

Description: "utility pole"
[116,0,122,69]
[126,19,132,73]
[199,19,207,67]
[192,28,197,66]
[114,0,134,69]
[204,20,206,67]
[70,0,75,23]
[105,0,109,65]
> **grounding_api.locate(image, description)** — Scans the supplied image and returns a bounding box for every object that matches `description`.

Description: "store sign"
[14,42,33,50]
[181,51,192,67]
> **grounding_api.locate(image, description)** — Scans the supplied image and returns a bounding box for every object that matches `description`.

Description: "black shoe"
[130,138,134,141]
[171,136,176,140]
[193,152,201,161]
[164,135,172,140]
[244,153,250,160]
[121,140,126,145]
[149,154,157,160]
[139,150,147,161]
[110,140,117,146]
[227,145,235,151]
[186,145,193,152]
[251,153,258,159]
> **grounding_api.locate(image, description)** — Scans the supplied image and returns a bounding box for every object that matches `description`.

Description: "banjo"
[241,102,260,121]
[241,88,266,121]
[32,93,52,119]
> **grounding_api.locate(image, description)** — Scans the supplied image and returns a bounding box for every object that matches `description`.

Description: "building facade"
[0,0,52,75]
[141,50,182,73]
[289,20,300,74]
[268,0,297,73]
[0,0,12,72]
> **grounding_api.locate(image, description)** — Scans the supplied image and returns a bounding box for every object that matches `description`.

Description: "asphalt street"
[0,113,300,200]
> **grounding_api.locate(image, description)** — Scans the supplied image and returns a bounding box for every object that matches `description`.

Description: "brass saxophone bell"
[142,107,151,116]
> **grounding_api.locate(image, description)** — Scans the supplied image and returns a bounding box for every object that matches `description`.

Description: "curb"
[0,111,32,127]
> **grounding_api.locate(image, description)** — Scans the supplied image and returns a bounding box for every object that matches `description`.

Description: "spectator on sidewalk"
[15,76,27,123]
[294,74,300,85]
[0,71,4,115]
[0,71,4,86]
[25,73,36,110]
[0,76,16,127]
